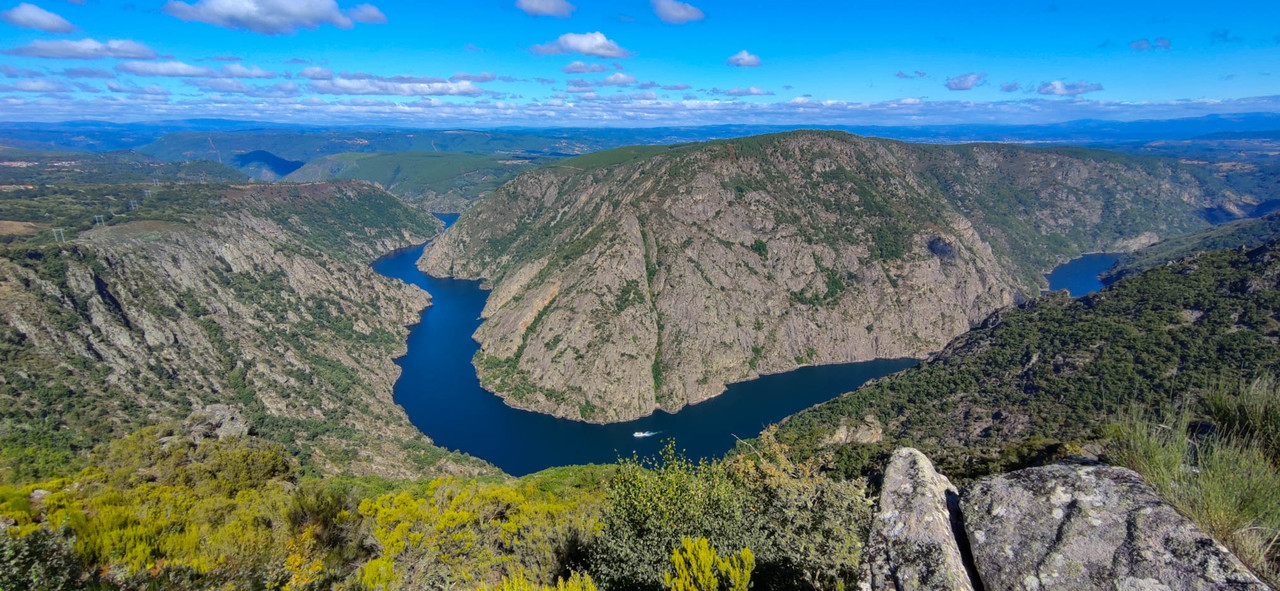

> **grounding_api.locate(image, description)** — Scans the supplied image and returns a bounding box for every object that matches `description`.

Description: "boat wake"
[633,431,661,438]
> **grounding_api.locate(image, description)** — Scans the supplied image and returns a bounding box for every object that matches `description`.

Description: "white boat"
[633,431,659,438]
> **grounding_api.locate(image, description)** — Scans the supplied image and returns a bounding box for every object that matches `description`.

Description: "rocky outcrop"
[964,463,1269,591]
[864,449,1271,591]
[421,131,1244,423]
[860,448,977,591]
[185,404,250,442]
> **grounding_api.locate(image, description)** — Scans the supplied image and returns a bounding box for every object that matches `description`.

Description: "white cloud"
[348,3,385,23]
[516,0,574,17]
[220,64,278,78]
[533,32,631,58]
[0,78,70,92]
[164,0,385,35]
[725,50,760,67]
[563,61,607,74]
[309,77,482,96]
[662,82,691,90]
[1000,82,1020,92]
[1,3,76,33]
[580,92,630,102]
[106,81,171,95]
[5,38,157,59]
[1037,80,1103,96]
[116,61,218,77]
[61,67,114,79]
[567,73,638,87]
[8,91,1280,129]
[450,72,496,82]
[599,72,636,85]
[297,66,333,80]
[188,79,301,97]
[651,0,703,24]
[630,90,658,100]
[0,64,42,78]
[718,86,772,96]
[944,72,986,90]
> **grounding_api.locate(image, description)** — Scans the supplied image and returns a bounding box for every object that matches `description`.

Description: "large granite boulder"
[962,462,1270,591]
[184,404,250,443]
[860,448,978,591]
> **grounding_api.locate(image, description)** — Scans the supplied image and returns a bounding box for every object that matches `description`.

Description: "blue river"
[373,216,1117,475]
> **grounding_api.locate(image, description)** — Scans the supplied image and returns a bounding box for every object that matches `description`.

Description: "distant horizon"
[3,110,1280,134]
[1,1,1277,126]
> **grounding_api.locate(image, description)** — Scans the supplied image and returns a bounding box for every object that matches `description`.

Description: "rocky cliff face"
[864,448,1270,591]
[420,131,1242,423]
[0,181,489,479]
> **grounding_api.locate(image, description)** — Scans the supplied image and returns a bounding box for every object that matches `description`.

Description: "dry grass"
[1107,378,1280,586]
[0,220,46,236]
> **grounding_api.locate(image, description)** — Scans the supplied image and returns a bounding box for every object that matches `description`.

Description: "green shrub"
[0,528,99,591]
[591,430,871,590]
[664,537,754,591]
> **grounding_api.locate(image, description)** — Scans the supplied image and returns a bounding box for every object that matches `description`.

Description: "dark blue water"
[372,217,916,475]
[1045,253,1121,297]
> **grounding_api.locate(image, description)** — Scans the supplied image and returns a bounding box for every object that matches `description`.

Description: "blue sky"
[0,0,1277,126]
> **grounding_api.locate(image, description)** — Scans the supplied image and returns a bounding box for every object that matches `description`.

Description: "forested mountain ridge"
[284,151,545,213]
[772,236,1280,480]
[0,181,490,482]
[1102,210,1280,281]
[0,148,246,186]
[420,130,1251,423]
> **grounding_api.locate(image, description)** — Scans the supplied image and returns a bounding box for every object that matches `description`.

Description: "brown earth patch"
[0,220,46,236]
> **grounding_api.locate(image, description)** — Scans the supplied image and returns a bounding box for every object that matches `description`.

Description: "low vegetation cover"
[0,426,869,591]
[6,373,1273,591]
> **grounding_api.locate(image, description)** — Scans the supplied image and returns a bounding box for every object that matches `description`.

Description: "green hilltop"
[285,151,550,213]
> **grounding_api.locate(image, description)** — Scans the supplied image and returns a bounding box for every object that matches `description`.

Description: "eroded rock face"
[962,463,1270,591]
[0,182,492,480]
[861,448,976,591]
[421,131,1239,423]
